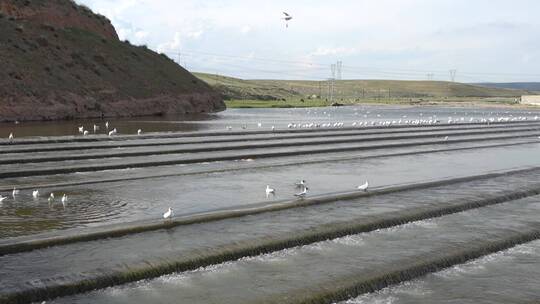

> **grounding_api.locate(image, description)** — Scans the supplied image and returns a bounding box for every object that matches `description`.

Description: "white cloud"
[76,0,540,81]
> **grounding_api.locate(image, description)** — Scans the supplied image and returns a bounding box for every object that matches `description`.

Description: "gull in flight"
[266,185,275,196]
[358,181,369,192]
[282,12,292,28]
[294,187,308,198]
[163,207,173,219]
[32,190,40,198]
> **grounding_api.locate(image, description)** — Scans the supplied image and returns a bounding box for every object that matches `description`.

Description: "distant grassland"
[195,72,538,108]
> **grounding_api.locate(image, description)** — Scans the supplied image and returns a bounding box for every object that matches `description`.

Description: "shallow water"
[342,240,540,304]
[2,105,540,138]
[1,106,540,304]
[47,198,540,304]
[1,142,540,238]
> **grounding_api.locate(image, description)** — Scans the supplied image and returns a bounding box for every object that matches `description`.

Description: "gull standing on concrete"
[78,126,84,134]
[93,124,99,133]
[8,132,13,143]
[163,207,173,219]
[266,185,275,196]
[12,187,20,197]
[32,190,40,198]
[137,129,142,135]
[358,181,369,192]
[48,193,54,203]
[294,187,308,198]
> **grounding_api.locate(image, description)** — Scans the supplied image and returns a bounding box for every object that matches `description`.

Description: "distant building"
[520,95,540,105]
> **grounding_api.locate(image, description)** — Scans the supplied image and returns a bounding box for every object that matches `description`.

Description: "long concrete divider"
[1,124,539,165]
[2,122,538,154]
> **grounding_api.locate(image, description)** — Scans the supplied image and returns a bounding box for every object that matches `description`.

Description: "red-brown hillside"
[0,0,225,122]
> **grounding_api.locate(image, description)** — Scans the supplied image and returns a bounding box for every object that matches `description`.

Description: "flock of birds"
[76,121,142,137]
[5,121,144,143]
[0,187,68,208]
[3,110,539,222]
[163,179,369,220]
[220,115,540,132]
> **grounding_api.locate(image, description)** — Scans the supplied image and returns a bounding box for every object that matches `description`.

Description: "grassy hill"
[194,72,300,100]
[474,82,540,91]
[195,72,533,102]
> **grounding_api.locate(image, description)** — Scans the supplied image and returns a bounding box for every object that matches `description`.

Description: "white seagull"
[32,190,40,198]
[48,192,55,202]
[295,179,307,188]
[61,194,68,204]
[266,185,275,196]
[294,187,308,198]
[105,121,109,129]
[137,129,142,135]
[93,124,99,133]
[358,181,369,192]
[83,130,89,136]
[8,132,14,143]
[78,126,84,133]
[0,195,7,202]
[12,187,20,197]
[443,136,449,141]
[163,207,173,219]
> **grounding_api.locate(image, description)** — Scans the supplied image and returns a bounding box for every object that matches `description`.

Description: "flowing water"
[0,105,539,304]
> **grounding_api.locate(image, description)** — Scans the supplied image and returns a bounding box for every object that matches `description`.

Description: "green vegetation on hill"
[195,72,535,108]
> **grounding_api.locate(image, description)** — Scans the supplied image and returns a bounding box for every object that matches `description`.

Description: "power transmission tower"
[426,73,434,80]
[449,69,457,82]
[336,61,342,80]
[330,64,336,102]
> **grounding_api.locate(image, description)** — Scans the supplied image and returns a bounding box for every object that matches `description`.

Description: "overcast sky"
[77,0,540,82]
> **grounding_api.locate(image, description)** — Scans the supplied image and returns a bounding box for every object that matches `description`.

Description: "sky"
[76,0,540,82]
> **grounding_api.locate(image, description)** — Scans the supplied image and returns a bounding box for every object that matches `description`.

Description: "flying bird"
[282,12,292,28]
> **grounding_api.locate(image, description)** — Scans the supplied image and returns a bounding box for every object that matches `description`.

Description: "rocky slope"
[0,0,225,122]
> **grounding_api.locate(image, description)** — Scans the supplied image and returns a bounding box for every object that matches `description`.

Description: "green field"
[195,72,537,108]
